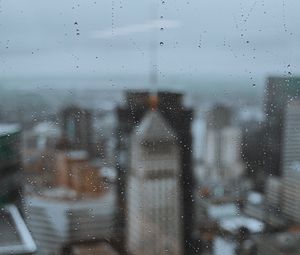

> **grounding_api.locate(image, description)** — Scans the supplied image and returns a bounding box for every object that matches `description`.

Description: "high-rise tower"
[126,110,182,255]
[202,104,244,182]
[115,91,194,254]
[281,100,300,223]
[61,106,93,156]
[264,76,300,176]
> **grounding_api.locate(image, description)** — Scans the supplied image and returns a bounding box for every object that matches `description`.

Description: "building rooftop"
[220,215,264,234]
[255,232,300,255]
[69,241,119,255]
[0,124,20,137]
[247,192,263,205]
[207,203,238,220]
[66,150,88,160]
[135,111,176,142]
[33,121,61,137]
[0,205,36,255]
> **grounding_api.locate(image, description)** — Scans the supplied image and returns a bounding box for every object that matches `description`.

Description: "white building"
[281,100,300,223]
[25,187,115,255]
[126,111,183,255]
[203,126,244,182]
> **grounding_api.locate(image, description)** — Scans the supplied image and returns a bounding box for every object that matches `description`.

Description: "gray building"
[264,76,300,176]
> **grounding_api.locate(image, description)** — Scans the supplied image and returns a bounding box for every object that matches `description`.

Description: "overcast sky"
[0,0,300,87]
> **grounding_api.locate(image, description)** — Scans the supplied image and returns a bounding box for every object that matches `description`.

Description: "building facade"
[264,76,300,176]
[61,106,93,157]
[25,187,116,255]
[126,111,182,255]
[202,105,244,182]
[281,100,300,223]
[115,91,194,254]
[0,124,22,208]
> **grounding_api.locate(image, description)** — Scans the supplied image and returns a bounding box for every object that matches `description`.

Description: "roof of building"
[220,215,264,234]
[70,241,119,255]
[0,205,36,255]
[66,150,88,160]
[255,232,300,255]
[134,111,177,142]
[247,192,263,205]
[0,124,20,137]
[33,121,61,137]
[207,203,238,220]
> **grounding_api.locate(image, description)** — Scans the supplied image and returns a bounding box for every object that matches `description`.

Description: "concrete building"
[240,232,300,255]
[281,100,300,223]
[0,124,22,208]
[265,177,282,208]
[63,241,120,255]
[115,91,194,254]
[202,104,244,182]
[282,164,300,223]
[25,187,115,255]
[25,147,115,255]
[126,110,183,255]
[281,100,300,175]
[61,106,93,157]
[55,150,104,195]
[264,76,300,177]
[22,122,61,186]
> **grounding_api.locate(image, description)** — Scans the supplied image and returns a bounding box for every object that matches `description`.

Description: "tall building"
[264,76,300,176]
[202,104,244,182]
[0,124,22,208]
[282,165,300,223]
[115,91,194,254]
[281,100,300,223]
[281,100,300,175]
[126,110,182,255]
[61,106,93,156]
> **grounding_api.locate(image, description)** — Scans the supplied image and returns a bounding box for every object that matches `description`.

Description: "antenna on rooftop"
[149,3,159,96]
[149,3,159,104]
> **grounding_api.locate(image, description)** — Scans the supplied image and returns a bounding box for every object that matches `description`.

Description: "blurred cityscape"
[1,76,300,255]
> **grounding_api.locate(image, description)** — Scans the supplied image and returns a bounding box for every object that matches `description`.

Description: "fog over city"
[1,0,300,90]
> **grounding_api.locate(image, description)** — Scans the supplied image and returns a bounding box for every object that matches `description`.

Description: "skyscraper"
[264,76,300,176]
[202,104,244,182]
[281,100,300,223]
[126,110,182,255]
[0,124,22,208]
[61,106,93,156]
[115,91,194,254]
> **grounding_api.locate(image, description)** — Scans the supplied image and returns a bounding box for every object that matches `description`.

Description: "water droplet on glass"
[160,42,164,46]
